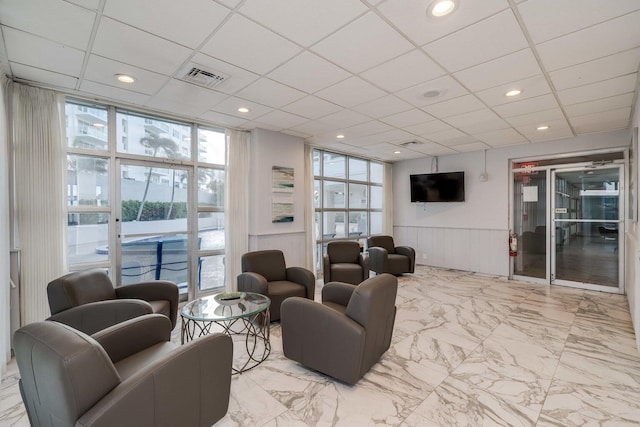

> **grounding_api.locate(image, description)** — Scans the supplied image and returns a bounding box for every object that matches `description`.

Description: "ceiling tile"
[557,74,637,105]
[380,109,435,127]
[0,0,96,50]
[79,80,150,105]
[315,76,387,108]
[549,48,640,91]
[516,118,574,142]
[281,96,343,119]
[475,75,551,106]
[148,79,228,115]
[290,120,339,136]
[425,128,468,144]
[190,53,260,95]
[518,0,640,44]
[65,0,100,9]
[452,141,491,152]
[457,119,510,135]
[493,93,559,117]
[341,121,395,138]
[10,62,78,89]
[84,55,169,95]
[505,108,565,127]
[473,128,527,146]
[536,11,640,71]
[405,141,456,156]
[0,0,94,50]
[318,109,370,128]
[236,78,306,108]
[103,0,230,48]
[200,14,301,75]
[396,75,468,107]
[444,108,503,128]
[564,93,635,118]
[351,95,413,119]
[436,135,479,146]
[377,0,509,46]
[268,51,350,93]
[360,49,445,92]
[92,18,192,75]
[569,107,632,134]
[422,95,486,119]
[250,110,308,129]
[3,27,84,76]
[199,110,249,128]
[454,49,542,91]
[216,0,241,8]
[360,129,414,145]
[311,12,414,73]
[404,120,453,136]
[424,10,528,72]
[239,0,367,47]
[211,97,273,120]
[280,129,312,139]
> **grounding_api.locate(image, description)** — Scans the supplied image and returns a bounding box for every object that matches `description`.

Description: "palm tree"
[136,132,178,221]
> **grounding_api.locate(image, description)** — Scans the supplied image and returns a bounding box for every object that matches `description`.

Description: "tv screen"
[410,172,465,202]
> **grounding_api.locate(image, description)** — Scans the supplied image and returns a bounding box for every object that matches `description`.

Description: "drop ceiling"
[1,0,639,162]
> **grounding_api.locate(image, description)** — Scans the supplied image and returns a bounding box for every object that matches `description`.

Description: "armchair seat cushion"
[113,341,176,380]
[148,300,171,319]
[323,301,347,314]
[387,254,411,274]
[330,263,367,285]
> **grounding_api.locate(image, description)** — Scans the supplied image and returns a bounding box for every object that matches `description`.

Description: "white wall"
[0,77,9,373]
[248,128,308,267]
[628,97,640,350]
[393,129,629,276]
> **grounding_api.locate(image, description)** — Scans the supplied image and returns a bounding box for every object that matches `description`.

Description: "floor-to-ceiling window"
[313,149,384,273]
[65,100,226,298]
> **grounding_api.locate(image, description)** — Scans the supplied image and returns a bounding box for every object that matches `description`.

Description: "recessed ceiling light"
[394,150,401,154]
[336,134,345,139]
[428,0,457,17]
[505,89,522,97]
[115,74,135,83]
[237,107,250,113]
[537,125,550,131]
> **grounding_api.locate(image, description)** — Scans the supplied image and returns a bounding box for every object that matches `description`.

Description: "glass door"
[551,165,623,292]
[116,160,195,298]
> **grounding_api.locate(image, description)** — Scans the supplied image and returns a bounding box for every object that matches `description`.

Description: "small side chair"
[367,235,415,275]
[323,241,368,285]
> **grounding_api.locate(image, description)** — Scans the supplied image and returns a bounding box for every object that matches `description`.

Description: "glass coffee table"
[181,292,271,374]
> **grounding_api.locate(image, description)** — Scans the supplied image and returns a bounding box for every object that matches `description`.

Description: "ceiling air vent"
[400,141,423,146]
[179,63,229,89]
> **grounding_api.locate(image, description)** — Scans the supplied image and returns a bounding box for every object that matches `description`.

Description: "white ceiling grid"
[0,0,638,162]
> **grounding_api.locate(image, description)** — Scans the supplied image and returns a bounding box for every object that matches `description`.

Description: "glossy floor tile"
[2,266,639,426]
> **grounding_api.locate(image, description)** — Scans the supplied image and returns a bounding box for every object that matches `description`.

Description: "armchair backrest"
[241,250,287,282]
[327,241,361,264]
[47,269,117,315]
[13,321,121,425]
[345,273,397,371]
[367,235,396,254]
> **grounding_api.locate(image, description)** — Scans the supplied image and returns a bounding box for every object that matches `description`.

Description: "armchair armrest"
[367,247,388,274]
[115,281,178,326]
[358,253,369,276]
[322,282,356,307]
[286,266,316,300]
[323,254,331,283]
[92,314,171,363]
[281,297,365,385]
[47,299,153,335]
[237,272,268,295]
[395,246,416,272]
[77,333,233,427]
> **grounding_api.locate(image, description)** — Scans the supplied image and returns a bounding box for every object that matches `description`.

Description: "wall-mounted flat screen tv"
[410,172,465,202]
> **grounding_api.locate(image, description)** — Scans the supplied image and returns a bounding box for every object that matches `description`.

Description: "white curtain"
[224,129,250,291]
[304,145,316,272]
[383,162,394,235]
[13,84,67,325]
[0,77,10,373]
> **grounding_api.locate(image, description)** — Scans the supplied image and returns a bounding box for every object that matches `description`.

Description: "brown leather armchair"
[237,250,315,322]
[323,241,368,285]
[280,273,398,385]
[367,235,415,275]
[14,314,233,427]
[47,268,179,334]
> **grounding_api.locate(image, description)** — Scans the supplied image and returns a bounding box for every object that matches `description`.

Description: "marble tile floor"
[2,265,640,426]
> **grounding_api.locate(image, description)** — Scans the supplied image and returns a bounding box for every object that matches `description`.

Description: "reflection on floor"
[516,234,619,287]
[2,266,639,426]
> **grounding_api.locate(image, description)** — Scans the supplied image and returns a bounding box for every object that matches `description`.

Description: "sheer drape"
[304,145,316,272]
[0,76,10,373]
[224,129,249,291]
[383,163,393,235]
[13,84,66,324]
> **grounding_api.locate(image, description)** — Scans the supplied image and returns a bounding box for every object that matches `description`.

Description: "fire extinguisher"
[509,232,518,257]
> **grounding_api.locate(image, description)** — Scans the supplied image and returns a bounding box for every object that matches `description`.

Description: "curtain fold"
[383,162,394,235]
[304,145,316,272]
[224,129,250,291]
[13,84,67,324]
[0,76,10,373]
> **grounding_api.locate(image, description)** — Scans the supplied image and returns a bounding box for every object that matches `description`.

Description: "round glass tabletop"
[181,292,271,322]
